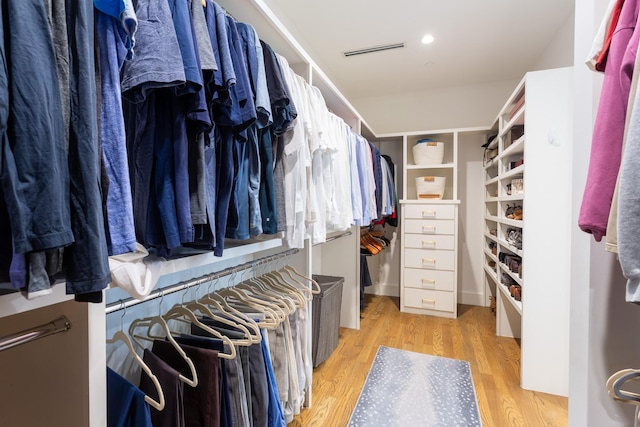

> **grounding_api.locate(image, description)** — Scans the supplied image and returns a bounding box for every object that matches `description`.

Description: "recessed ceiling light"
[421,34,435,45]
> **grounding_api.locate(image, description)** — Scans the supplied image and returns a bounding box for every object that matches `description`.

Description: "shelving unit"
[482,67,572,396]
[394,127,489,318]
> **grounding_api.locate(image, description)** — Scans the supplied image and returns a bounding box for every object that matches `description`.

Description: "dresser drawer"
[404,204,455,220]
[404,248,455,271]
[404,219,455,235]
[403,288,455,312]
[403,268,454,291]
[404,234,455,250]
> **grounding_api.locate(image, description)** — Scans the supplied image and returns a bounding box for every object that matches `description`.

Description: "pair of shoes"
[506,228,522,249]
[505,204,523,220]
[509,284,522,301]
[488,241,497,255]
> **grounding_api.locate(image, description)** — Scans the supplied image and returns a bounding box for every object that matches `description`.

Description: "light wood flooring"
[289,294,568,427]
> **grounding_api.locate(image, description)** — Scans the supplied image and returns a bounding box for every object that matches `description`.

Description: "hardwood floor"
[289,295,568,427]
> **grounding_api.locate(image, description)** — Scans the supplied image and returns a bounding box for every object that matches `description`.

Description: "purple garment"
[579,0,640,241]
[97,11,137,255]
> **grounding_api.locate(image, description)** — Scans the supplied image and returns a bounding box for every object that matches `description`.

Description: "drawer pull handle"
[422,258,436,267]
[422,210,436,219]
[421,278,436,288]
[422,226,436,234]
[422,298,436,304]
[422,240,436,249]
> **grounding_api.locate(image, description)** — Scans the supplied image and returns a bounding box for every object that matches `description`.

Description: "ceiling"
[260,0,576,101]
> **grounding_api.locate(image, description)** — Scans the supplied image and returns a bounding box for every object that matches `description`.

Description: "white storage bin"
[415,176,446,199]
[413,140,444,165]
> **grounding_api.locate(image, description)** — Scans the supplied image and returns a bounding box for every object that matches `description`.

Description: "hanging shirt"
[107,367,153,427]
[579,0,640,241]
[96,10,137,256]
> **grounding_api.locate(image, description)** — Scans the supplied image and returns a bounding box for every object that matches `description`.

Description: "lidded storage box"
[413,138,444,165]
[415,176,446,199]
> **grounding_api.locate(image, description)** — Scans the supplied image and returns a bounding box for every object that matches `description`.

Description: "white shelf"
[500,164,525,181]
[501,135,525,158]
[406,162,455,170]
[499,264,523,286]
[497,282,523,315]
[485,215,500,223]
[484,233,499,243]
[499,194,525,202]
[497,239,523,257]
[486,68,572,396]
[484,249,499,263]
[501,106,525,134]
[485,176,500,185]
[485,196,499,202]
[0,237,285,320]
[501,217,524,228]
[484,264,500,285]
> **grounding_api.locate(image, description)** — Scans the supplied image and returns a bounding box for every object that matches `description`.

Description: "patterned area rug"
[348,346,481,426]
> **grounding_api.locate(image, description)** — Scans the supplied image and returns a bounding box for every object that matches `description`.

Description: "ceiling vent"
[343,42,405,57]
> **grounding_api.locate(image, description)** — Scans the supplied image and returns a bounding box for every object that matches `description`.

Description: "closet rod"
[312,231,353,246]
[0,316,71,352]
[105,248,299,314]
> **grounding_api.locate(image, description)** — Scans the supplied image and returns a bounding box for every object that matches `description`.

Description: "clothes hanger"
[607,368,640,403]
[162,300,237,359]
[216,270,282,327]
[281,260,321,294]
[199,273,271,334]
[197,277,262,342]
[180,286,253,346]
[254,264,306,309]
[106,302,165,411]
[221,284,288,321]
[267,261,313,302]
[272,267,314,302]
[261,259,309,306]
[128,291,199,387]
[237,267,297,314]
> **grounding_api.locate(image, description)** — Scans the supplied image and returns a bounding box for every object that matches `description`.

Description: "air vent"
[343,42,405,57]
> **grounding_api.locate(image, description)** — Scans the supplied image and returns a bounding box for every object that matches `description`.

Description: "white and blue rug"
[348,346,482,426]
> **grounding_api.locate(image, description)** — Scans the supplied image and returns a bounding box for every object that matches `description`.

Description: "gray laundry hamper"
[311,275,344,367]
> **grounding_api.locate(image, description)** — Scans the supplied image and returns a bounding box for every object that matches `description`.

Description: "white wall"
[457,135,486,306]
[532,7,576,72]
[353,80,519,135]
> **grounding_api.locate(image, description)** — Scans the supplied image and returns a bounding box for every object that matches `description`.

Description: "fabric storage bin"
[311,275,344,367]
[413,139,444,165]
[415,176,446,199]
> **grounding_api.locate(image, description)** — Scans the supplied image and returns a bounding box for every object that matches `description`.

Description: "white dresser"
[400,201,459,318]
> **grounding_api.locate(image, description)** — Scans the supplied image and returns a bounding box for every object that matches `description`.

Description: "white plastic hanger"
[128,292,199,387]
[162,303,237,359]
[283,263,321,294]
[106,303,165,411]
[180,287,253,346]
[199,275,269,336]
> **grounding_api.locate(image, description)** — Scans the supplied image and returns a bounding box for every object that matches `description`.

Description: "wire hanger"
[128,291,199,387]
[106,301,166,410]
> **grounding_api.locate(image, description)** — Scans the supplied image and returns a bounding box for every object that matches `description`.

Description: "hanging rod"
[0,316,71,352]
[312,230,352,246]
[105,248,299,314]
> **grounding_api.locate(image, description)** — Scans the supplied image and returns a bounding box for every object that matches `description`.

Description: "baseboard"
[459,291,485,307]
[364,283,399,297]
